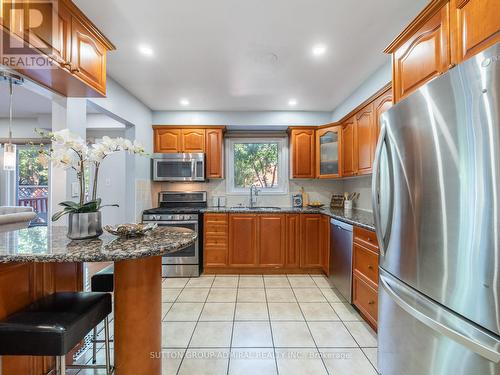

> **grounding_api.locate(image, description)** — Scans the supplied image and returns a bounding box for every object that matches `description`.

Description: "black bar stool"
[91,264,114,364]
[0,292,112,374]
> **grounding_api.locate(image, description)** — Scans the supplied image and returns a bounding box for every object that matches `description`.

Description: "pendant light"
[1,71,23,171]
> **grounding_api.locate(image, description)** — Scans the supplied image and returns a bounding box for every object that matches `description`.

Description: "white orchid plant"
[35,129,146,222]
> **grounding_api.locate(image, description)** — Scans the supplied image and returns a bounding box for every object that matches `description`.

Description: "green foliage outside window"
[18,148,48,186]
[233,143,279,188]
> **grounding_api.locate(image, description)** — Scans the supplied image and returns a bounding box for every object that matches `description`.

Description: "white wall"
[330,61,391,122]
[0,116,50,139]
[87,78,154,221]
[152,179,344,208]
[87,129,127,225]
[153,111,332,127]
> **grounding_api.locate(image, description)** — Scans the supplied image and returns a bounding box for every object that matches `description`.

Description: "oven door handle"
[143,221,199,225]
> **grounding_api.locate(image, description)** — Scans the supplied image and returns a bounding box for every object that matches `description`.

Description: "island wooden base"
[0,263,83,374]
[114,256,162,375]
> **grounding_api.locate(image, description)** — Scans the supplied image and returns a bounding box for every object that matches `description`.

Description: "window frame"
[225,137,289,195]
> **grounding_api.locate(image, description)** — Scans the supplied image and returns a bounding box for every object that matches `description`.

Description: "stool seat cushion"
[91,265,114,293]
[0,292,112,356]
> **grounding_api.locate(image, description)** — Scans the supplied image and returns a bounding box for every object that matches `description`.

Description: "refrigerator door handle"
[380,271,500,363]
[372,124,394,257]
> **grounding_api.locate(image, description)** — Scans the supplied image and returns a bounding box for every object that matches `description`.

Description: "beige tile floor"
[161,274,378,375]
[71,274,378,374]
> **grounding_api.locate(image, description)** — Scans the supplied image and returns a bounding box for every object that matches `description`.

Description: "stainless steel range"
[142,191,207,277]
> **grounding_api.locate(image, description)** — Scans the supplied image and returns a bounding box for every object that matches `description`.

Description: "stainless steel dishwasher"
[329,219,353,303]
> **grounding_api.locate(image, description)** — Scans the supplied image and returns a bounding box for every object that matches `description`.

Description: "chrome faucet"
[249,185,260,208]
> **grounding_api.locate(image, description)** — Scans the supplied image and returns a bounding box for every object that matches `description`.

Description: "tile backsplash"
[149,177,372,211]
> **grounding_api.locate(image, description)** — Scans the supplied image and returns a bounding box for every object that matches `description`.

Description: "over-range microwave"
[152,153,205,182]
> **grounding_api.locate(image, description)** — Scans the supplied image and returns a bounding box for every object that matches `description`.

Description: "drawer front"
[204,235,227,247]
[353,243,379,286]
[353,226,379,252]
[204,213,228,223]
[205,223,228,235]
[353,275,378,328]
[204,248,228,266]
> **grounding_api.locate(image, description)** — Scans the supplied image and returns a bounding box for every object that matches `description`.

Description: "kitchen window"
[226,137,288,194]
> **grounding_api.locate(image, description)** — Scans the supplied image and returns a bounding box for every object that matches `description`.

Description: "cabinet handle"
[368,300,375,305]
[368,265,373,270]
[62,62,72,69]
[71,66,80,73]
[366,237,372,242]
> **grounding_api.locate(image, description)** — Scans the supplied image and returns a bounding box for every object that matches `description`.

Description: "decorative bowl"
[307,203,325,209]
[103,223,157,237]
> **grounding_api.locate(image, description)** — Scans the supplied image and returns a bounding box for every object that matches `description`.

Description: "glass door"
[16,145,49,226]
[316,126,342,178]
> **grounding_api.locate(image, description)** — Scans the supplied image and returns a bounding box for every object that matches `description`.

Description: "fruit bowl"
[307,202,325,208]
[104,223,157,237]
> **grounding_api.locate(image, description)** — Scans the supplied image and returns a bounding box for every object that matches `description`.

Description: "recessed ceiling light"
[138,44,154,56]
[180,98,190,106]
[312,44,327,56]
[288,99,298,106]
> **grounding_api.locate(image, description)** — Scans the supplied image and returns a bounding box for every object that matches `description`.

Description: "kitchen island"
[0,226,197,375]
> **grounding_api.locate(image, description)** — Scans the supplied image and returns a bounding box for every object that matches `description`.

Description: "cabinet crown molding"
[384,0,449,53]
[61,0,116,50]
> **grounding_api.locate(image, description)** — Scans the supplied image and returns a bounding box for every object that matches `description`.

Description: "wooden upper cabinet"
[154,129,181,153]
[451,0,500,63]
[206,129,224,179]
[356,103,375,175]
[316,126,342,179]
[52,2,72,66]
[0,0,114,97]
[342,116,357,177]
[25,0,70,64]
[258,215,286,267]
[388,3,451,102]
[70,16,107,95]
[181,129,205,153]
[229,214,258,267]
[290,128,315,179]
[373,88,393,141]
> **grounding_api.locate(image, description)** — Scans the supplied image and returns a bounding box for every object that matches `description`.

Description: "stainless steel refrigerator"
[373,42,500,375]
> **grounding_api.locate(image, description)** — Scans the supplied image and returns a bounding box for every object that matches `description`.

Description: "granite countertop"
[203,207,375,231]
[0,226,197,263]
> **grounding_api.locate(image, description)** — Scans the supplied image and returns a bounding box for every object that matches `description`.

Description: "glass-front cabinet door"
[316,126,342,178]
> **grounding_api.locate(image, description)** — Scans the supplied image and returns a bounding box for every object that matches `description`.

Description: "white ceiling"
[74,0,427,111]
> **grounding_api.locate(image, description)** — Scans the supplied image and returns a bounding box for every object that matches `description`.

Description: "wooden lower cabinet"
[258,215,286,267]
[300,214,325,268]
[285,214,301,268]
[352,226,380,330]
[204,213,229,267]
[204,213,328,273]
[352,275,378,329]
[228,214,258,267]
